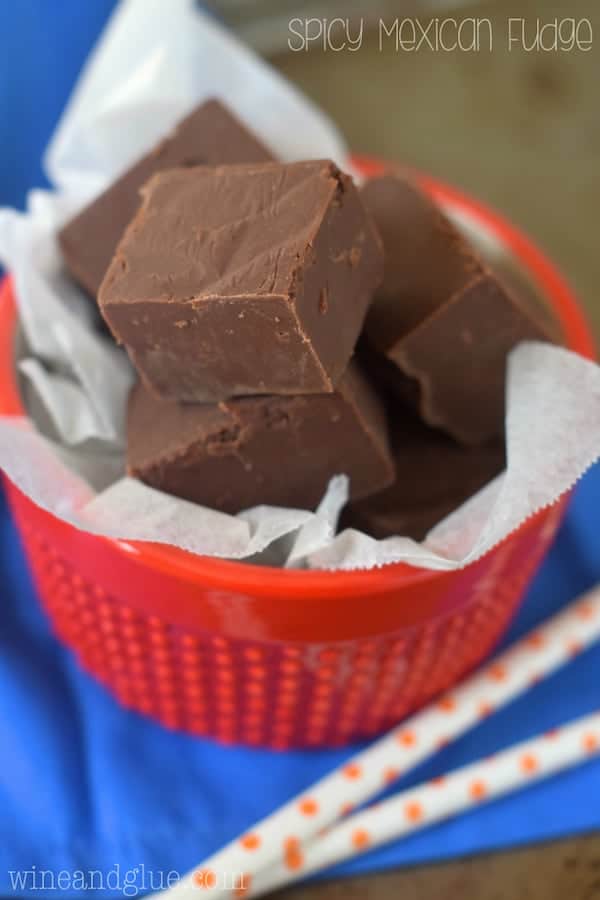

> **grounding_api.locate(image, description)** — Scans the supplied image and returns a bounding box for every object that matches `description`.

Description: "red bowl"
[0,162,594,749]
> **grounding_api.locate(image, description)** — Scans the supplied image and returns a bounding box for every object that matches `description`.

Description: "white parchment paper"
[0,0,598,570]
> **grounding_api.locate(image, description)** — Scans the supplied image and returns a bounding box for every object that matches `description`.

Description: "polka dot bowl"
[0,161,594,749]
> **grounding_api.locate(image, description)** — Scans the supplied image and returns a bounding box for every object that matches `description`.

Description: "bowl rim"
[0,158,595,597]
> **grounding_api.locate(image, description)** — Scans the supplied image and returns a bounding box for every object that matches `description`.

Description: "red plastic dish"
[0,162,594,748]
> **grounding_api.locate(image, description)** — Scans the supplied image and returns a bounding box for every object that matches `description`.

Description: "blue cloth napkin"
[1,465,599,897]
[1,2,599,896]
[0,0,117,210]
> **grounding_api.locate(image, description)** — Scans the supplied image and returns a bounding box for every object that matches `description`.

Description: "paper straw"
[250,710,600,898]
[162,584,600,899]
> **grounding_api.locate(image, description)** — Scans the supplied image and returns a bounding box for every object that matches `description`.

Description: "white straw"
[160,584,600,899]
[251,710,600,897]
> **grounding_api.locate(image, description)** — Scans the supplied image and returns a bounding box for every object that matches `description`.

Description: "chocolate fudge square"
[361,175,554,445]
[127,362,394,514]
[342,415,505,540]
[100,160,383,402]
[59,99,274,298]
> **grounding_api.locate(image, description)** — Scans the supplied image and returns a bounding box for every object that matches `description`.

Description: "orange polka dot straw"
[404,801,424,823]
[438,696,456,713]
[247,711,600,898]
[469,780,487,801]
[239,833,260,851]
[351,828,371,849]
[232,874,251,898]
[192,868,216,889]
[179,586,600,899]
[478,701,494,718]
[283,844,304,872]
[520,754,539,775]
[396,729,417,747]
[383,766,401,784]
[298,798,319,817]
[488,663,508,683]
[526,632,546,650]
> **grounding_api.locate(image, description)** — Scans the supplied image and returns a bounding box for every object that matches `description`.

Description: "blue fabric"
[1,467,599,897]
[0,0,117,210]
[1,2,599,895]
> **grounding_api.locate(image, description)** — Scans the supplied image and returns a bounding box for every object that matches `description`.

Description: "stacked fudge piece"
[60,99,275,298]
[60,100,395,515]
[59,100,556,539]
[342,174,555,538]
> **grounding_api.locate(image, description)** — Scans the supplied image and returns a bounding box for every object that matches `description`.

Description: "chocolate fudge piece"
[361,175,554,445]
[101,160,383,403]
[127,362,394,513]
[341,415,505,540]
[59,99,274,297]
[488,252,564,346]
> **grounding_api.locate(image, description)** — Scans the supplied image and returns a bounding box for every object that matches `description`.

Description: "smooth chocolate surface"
[102,160,383,403]
[59,99,274,298]
[361,174,483,345]
[361,175,554,445]
[342,413,505,540]
[127,362,394,514]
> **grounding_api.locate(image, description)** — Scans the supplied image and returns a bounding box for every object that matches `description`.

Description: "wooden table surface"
[271,0,600,895]
[272,834,600,899]
[273,0,600,342]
